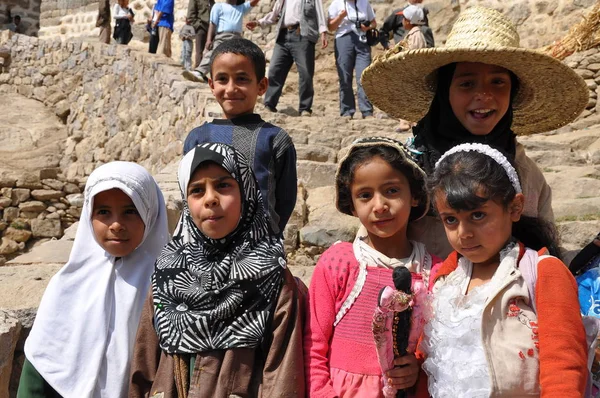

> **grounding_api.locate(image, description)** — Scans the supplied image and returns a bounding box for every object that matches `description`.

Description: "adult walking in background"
[113,0,135,45]
[246,0,328,116]
[328,0,376,119]
[151,0,174,57]
[380,0,433,50]
[96,0,111,44]
[187,0,214,68]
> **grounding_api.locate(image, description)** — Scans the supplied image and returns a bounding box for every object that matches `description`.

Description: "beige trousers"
[98,25,111,44]
[157,27,172,58]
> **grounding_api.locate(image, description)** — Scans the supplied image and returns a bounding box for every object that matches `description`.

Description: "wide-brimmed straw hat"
[362,6,589,136]
[335,136,429,221]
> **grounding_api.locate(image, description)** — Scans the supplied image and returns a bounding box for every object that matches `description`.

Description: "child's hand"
[246,20,258,30]
[338,9,347,18]
[385,355,419,390]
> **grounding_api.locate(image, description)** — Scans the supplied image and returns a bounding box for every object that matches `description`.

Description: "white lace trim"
[333,237,431,326]
[435,143,523,193]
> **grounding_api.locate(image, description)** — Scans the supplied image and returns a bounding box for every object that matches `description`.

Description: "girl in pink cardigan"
[304,137,441,397]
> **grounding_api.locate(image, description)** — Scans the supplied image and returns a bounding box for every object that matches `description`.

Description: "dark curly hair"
[336,145,428,222]
[428,149,560,257]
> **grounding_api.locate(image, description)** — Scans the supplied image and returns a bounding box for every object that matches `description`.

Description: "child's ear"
[208,77,215,92]
[509,193,525,222]
[411,196,419,208]
[257,77,268,96]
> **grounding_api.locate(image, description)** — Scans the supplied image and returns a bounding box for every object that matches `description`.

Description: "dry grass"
[539,2,600,60]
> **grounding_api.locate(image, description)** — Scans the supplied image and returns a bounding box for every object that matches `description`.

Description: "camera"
[355,20,370,29]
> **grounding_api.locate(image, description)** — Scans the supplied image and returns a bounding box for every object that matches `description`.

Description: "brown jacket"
[96,0,111,27]
[129,268,306,398]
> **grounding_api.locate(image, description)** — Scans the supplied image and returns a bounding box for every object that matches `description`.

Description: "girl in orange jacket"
[420,143,588,397]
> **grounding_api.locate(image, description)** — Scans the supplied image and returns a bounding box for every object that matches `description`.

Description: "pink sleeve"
[537,256,588,396]
[304,243,352,398]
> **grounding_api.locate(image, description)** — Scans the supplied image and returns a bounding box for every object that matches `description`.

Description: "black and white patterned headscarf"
[153,143,286,353]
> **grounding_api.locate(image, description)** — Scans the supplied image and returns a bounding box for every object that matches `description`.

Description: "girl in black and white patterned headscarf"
[153,142,286,353]
[129,143,306,398]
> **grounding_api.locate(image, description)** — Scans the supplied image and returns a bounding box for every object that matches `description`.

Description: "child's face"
[208,53,268,119]
[187,162,242,239]
[350,156,418,241]
[435,190,524,268]
[449,62,512,136]
[92,188,145,257]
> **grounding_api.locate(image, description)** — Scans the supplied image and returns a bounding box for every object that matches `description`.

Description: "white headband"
[435,143,523,194]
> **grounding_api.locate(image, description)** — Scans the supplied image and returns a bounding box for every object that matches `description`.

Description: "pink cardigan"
[304,242,441,398]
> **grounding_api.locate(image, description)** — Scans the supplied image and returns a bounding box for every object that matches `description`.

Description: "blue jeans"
[181,39,193,70]
[334,32,373,117]
[264,28,316,113]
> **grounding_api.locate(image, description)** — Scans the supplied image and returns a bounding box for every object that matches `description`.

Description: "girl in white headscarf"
[17,161,169,398]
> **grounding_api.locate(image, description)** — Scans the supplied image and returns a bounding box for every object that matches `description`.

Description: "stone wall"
[0,30,211,178]
[36,0,279,66]
[0,168,85,265]
[0,0,42,37]
[565,47,600,120]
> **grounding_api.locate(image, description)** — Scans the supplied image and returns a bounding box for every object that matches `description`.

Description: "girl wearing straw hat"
[361,6,589,258]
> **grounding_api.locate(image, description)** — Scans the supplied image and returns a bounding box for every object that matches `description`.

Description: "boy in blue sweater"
[183,38,297,236]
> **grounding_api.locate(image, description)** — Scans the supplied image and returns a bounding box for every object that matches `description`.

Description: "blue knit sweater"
[183,113,297,235]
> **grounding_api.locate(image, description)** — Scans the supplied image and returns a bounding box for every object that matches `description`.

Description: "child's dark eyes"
[386,187,400,195]
[442,216,457,225]
[457,80,474,89]
[471,211,486,221]
[217,182,231,189]
[356,192,372,200]
[125,208,140,216]
[96,209,110,216]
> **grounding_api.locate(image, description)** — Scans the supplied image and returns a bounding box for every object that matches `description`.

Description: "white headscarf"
[24,162,169,398]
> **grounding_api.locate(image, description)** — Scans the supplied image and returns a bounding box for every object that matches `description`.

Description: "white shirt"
[328,0,375,38]
[283,0,302,26]
[113,4,131,19]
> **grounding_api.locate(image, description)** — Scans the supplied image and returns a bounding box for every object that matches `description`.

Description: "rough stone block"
[66,193,84,207]
[41,179,65,191]
[0,238,19,255]
[39,168,60,180]
[0,174,16,188]
[16,173,42,189]
[0,198,11,209]
[0,310,21,397]
[10,189,30,206]
[297,161,337,190]
[3,227,32,243]
[18,201,46,213]
[30,219,62,238]
[31,189,64,201]
[2,208,19,223]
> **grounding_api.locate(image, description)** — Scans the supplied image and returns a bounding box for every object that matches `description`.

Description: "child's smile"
[449,62,512,136]
[208,53,268,119]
